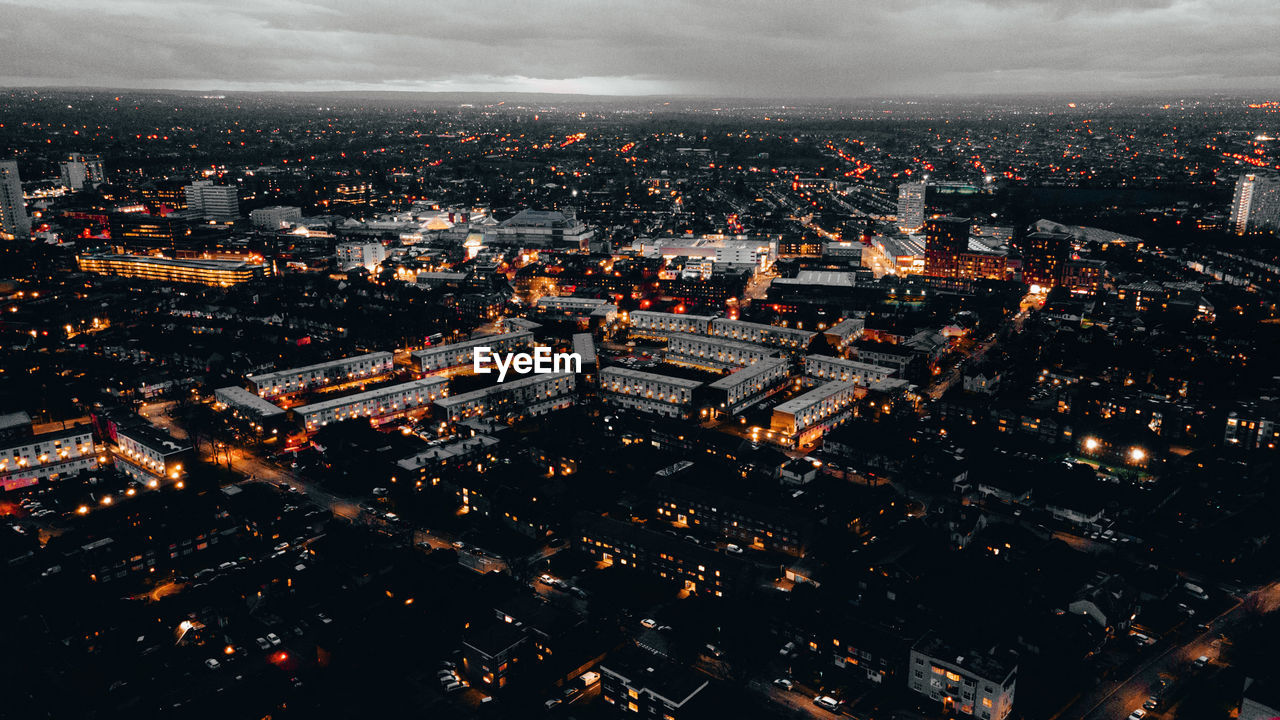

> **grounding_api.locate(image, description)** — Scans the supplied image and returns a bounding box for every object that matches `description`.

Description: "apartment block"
[293,377,449,431]
[247,352,394,398]
[708,318,815,350]
[804,355,897,385]
[433,373,576,423]
[907,634,1017,720]
[412,332,533,374]
[599,367,703,418]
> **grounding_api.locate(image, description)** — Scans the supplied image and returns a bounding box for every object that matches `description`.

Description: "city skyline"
[3,0,1280,98]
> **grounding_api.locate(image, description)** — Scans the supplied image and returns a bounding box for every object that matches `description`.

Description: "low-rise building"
[600,644,711,718]
[433,373,576,423]
[709,318,815,350]
[706,357,791,415]
[629,310,716,338]
[213,386,287,421]
[412,332,532,374]
[804,355,896,385]
[76,253,268,286]
[822,316,865,350]
[907,634,1017,720]
[599,367,703,418]
[577,514,753,598]
[113,423,192,484]
[293,377,449,431]
[247,352,394,398]
[335,241,385,271]
[665,332,778,370]
[770,380,862,447]
[0,412,98,490]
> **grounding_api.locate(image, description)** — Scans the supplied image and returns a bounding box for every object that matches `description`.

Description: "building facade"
[293,377,449,431]
[76,253,267,286]
[599,367,703,418]
[247,352,394,398]
[0,160,30,239]
[907,635,1017,720]
[411,332,533,374]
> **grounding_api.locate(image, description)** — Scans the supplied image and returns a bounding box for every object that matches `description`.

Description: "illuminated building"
[600,367,703,418]
[706,357,790,415]
[664,332,778,370]
[0,160,30,239]
[924,217,1009,282]
[577,514,751,598]
[708,318,815,350]
[1060,258,1107,295]
[599,645,711,718]
[335,241,385,271]
[492,208,594,250]
[769,380,862,447]
[897,181,926,230]
[113,424,192,484]
[293,377,449,431]
[108,213,191,252]
[629,310,716,338]
[60,153,105,190]
[412,332,533,374]
[907,634,1016,720]
[0,412,98,491]
[822,317,865,350]
[804,355,897,384]
[247,352,394,398]
[77,253,267,286]
[433,372,576,423]
[212,386,287,421]
[249,205,302,230]
[1018,231,1071,289]
[1229,173,1280,236]
[184,180,239,221]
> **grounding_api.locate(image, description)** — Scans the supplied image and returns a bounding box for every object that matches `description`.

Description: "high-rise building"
[1229,173,1280,236]
[898,182,927,230]
[184,180,240,221]
[1019,231,1071,289]
[0,160,31,239]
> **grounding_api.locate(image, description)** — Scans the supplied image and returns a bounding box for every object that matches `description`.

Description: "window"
[983,698,993,708]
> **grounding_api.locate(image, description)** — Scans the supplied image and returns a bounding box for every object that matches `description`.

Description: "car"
[725,544,743,554]
[538,574,555,585]
[562,686,578,699]
[443,681,466,693]
[274,542,289,552]
[578,671,601,686]
[640,618,658,629]
[1127,710,1146,720]
[255,637,271,650]
[1192,655,1209,669]
[316,613,333,624]
[1143,696,1160,710]
[772,678,794,690]
[570,587,589,599]
[204,658,221,670]
[437,670,457,680]
[440,660,457,670]
[704,644,723,657]
[779,641,796,657]
[814,695,841,711]
[544,698,562,710]
[266,633,281,646]
[656,625,672,632]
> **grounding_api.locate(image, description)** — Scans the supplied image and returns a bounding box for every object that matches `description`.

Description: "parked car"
[814,696,841,711]
[640,618,658,629]
[204,659,221,670]
[255,637,271,650]
[266,633,281,646]
[772,678,794,690]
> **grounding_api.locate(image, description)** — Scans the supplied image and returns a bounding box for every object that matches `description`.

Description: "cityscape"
[3,5,1280,720]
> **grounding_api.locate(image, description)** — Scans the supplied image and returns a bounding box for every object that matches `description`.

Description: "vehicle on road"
[204,658,221,670]
[814,695,841,711]
[640,618,657,628]
[772,678,794,690]
[1127,709,1146,720]
[1192,655,1209,669]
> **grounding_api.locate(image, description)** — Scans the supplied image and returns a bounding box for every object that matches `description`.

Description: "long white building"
[248,352,394,398]
[434,373,576,423]
[708,318,815,350]
[769,380,861,446]
[412,332,533,374]
[665,332,778,370]
[804,355,897,385]
[293,377,449,431]
[707,358,791,415]
[213,386,287,420]
[0,414,97,490]
[600,367,703,418]
[630,310,715,338]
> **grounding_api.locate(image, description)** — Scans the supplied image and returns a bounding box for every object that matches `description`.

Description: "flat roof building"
[247,352,394,398]
[708,318,815,350]
[770,380,862,447]
[664,332,778,371]
[293,377,449,431]
[77,253,267,287]
[908,634,1017,720]
[411,332,532,374]
[213,386,287,420]
[706,357,791,415]
[630,310,716,338]
[433,373,576,423]
[804,355,897,385]
[600,367,703,419]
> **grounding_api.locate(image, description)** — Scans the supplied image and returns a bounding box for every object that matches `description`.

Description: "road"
[1054,580,1280,720]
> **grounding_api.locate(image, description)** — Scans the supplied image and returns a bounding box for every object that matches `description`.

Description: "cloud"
[0,0,1277,97]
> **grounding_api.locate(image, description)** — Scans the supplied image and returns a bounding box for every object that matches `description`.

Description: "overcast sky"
[2,0,1278,98]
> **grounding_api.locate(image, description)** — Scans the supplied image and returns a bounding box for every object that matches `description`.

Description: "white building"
[60,161,88,191]
[630,310,716,338]
[769,380,861,445]
[0,160,30,239]
[411,332,533,374]
[247,352,394,398]
[822,317,865,350]
[213,386,287,420]
[335,241,386,271]
[907,635,1017,720]
[708,318,815,351]
[184,180,240,221]
[635,236,778,271]
[0,414,97,490]
[535,296,618,324]
[804,355,896,385]
[665,332,778,370]
[433,373,576,423]
[293,377,449,431]
[600,367,703,418]
[1229,173,1280,236]
[707,358,791,415]
[250,205,303,230]
[897,182,926,230]
[490,208,595,249]
[114,424,192,483]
